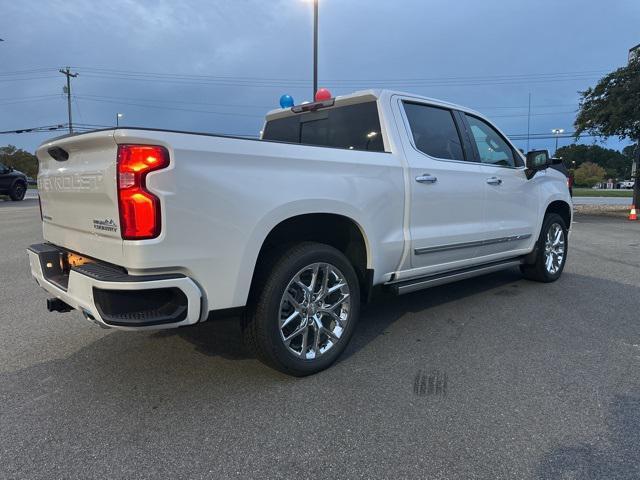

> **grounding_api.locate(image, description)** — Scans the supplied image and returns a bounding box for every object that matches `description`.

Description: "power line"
[492,110,576,118]
[0,94,63,106]
[0,75,60,83]
[75,96,265,118]
[0,68,57,76]
[76,93,273,110]
[474,103,578,110]
[0,93,61,101]
[76,72,602,89]
[0,65,608,89]
[0,124,67,134]
[73,66,608,83]
[509,132,595,140]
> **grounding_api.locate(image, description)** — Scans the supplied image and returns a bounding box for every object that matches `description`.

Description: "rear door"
[461,113,539,258]
[394,97,487,274]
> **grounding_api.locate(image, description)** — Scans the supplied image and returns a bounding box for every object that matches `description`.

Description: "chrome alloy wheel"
[278,262,351,359]
[544,223,565,274]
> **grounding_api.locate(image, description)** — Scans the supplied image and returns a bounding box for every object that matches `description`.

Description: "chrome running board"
[388,258,524,295]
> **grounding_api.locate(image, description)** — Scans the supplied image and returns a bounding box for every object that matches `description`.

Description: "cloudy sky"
[1,0,639,153]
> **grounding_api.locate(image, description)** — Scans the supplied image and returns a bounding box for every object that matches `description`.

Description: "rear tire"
[243,242,360,376]
[520,213,568,282]
[9,181,26,201]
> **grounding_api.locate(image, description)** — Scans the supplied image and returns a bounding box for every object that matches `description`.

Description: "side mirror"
[526,150,551,170]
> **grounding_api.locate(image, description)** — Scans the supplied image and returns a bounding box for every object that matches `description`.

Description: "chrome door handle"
[486,176,502,185]
[416,174,438,184]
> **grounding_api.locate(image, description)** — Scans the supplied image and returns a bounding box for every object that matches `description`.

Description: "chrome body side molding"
[414,234,532,255]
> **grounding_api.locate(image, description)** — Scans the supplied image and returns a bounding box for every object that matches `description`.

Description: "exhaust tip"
[46,297,73,313]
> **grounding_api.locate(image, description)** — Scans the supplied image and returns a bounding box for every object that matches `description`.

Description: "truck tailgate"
[36,130,123,261]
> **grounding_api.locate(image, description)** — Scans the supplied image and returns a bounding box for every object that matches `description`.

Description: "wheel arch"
[524,199,572,266]
[544,200,572,228]
[247,212,373,305]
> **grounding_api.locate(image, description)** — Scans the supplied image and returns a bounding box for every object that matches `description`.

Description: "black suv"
[0,162,28,201]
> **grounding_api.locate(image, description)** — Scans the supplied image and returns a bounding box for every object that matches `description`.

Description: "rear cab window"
[262,101,385,152]
[402,102,467,161]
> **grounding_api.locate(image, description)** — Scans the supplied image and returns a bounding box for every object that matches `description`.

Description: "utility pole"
[59,67,78,134]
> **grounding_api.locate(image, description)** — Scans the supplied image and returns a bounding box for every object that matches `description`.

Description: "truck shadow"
[343,269,524,361]
[168,268,524,363]
[158,316,250,360]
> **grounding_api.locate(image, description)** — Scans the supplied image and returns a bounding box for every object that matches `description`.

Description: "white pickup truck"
[29,89,571,375]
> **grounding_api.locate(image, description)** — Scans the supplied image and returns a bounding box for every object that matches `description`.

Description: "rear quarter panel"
[113,130,405,313]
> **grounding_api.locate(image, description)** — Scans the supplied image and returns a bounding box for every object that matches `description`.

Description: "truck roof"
[264,89,483,121]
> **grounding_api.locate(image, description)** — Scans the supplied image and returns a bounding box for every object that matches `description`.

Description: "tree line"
[555,143,635,187]
[573,56,639,198]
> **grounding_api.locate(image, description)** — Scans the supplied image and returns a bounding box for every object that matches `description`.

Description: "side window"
[403,102,466,161]
[465,114,520,167]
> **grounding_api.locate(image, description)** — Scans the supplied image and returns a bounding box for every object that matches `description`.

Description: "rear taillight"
[117,145,170,240]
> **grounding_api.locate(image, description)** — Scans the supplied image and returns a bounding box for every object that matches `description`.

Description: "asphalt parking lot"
[1,198,639,480]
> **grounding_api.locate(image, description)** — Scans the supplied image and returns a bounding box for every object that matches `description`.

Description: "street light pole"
[313,0,318,100]
[116,113,123,127]
[551,128,564,155]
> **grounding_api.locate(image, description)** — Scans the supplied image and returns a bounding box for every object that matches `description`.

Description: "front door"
[462,113,539,259]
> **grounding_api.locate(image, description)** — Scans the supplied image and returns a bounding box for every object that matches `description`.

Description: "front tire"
[520,213,568,282]
[243,242,360,376]
[9,181,26,201]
